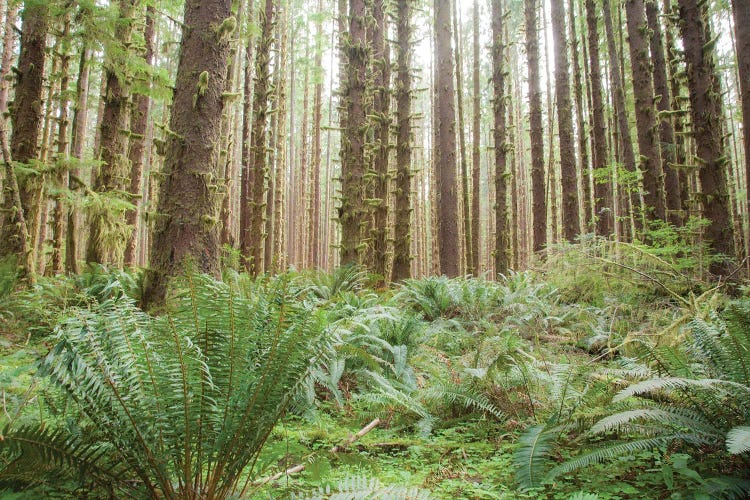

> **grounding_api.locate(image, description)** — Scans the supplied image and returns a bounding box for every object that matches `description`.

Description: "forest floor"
[0,239,747,499]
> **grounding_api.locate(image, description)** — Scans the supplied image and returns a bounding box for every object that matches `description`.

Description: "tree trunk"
[550,0,579,242]
[391,0,413,282]
[339,0,369,266]
[309,0,324,269]
[525,0,546,253]
[66,42,91,274]
[371,0,391,281]
[491,0,509,273]
[142,0,234,308]
[626,0,666,222]
[603,0,639,233]
[434,0,460,277]
[677,0,735,274]
[124,5,156,267]
[470,0,481,272]
[0,1,17,121]
[568,0,590,231]
[585,0,613,236]
[732,0,750,242]
[0,1,49,274]
[244,0,275,275]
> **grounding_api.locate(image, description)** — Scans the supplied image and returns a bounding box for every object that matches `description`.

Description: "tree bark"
[491,0,509,273]
[0,1,17,121]
[525,0,546,253]
[339,0,369,266]
[0,1,49,274]
[142,0,234,308]
[551,0,580,242]
[391,0,413,282]
[677,0,735,274]
[309,0,324,269]
[124,5,156,267]
[434,0,460,277]
[470,0,481,272]
[732,0,750,241]
[626,0,666,222]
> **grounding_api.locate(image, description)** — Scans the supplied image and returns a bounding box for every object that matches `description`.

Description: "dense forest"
[1,0,750,497]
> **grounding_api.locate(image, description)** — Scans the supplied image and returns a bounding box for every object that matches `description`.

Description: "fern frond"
[726,426,750,454]
[513,424,559,490]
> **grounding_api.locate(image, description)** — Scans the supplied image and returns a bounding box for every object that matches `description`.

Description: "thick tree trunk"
[339,0,369,266]
[142,0,234,308]
[677,0,735,274]
[732,0,750,240]
[434,0,460,277]
[550,0,579,242]
[124,5,156,267]
[391,0,413,282]
[525,0,546,253]
[371,0,391,281]
[491,0,509,273]
[87,0,138,265]
[585,0,612,236]
[0,1,49,274]
[239,0,256,265]
[626,0,666,222]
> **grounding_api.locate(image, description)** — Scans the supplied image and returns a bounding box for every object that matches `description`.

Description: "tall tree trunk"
[51,10,73,275]
[339,0,369,266]
[603,0,639,234]
[124,5,156,267]
[525,0,546,253]
[244,0,275,275]
[309,0,324,269]
[626,0,666,222]
[66,43,91,274]
[569,0,591,231]
[142,0,234,308]
[239,0,256,266]
[0,1,49,275]
[732,0,750,241]
[452,0,471,275]
[371,0,391,281]
[434,0,460,277]
[585,0,612,236]
[677,0,735,274]
[551,0,580,242]
[492,0,509,273]
[470,0,481,272]
[87,0,138,265]
[0,1,17,120]
[391,0,413,282]
[646,0,681,226]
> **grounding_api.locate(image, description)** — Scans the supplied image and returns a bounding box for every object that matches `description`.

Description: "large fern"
[0,273,327,499]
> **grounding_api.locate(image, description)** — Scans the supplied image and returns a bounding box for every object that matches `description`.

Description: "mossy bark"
[142,0,233,308]
[491,0,509,274]
[391,0,413,282]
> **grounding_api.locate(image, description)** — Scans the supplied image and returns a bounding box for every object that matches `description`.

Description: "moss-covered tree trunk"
[568,0,590,230]
[646,0,681,226]
[677,0,735,274]
[491,0,509,273]
[391,0,413,282]
[0,0,49,276]
[371,0,391,281]
[0,1,18,121]
[626,0,666,222]
[142,0,234,308]
[525,0,546,253]
[732,0,750,241]
[87,0,138,265]
[308,0,324,269]
[470,0,481,272]
[124,5,156,268]
[243,0,274,275]
[339,0,368,266]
